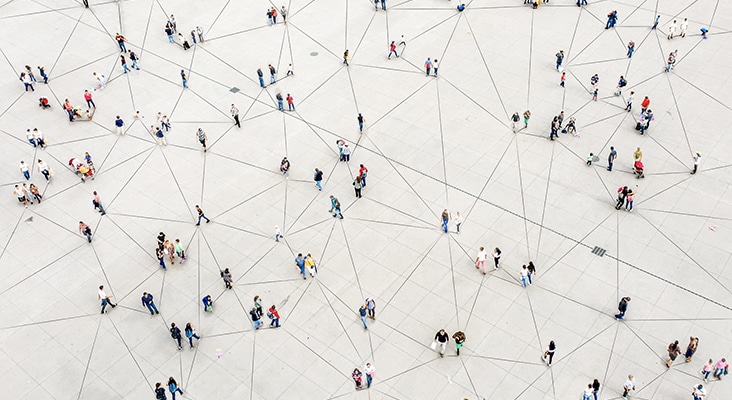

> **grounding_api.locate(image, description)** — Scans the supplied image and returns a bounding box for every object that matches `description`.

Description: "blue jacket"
[141,294,154,306]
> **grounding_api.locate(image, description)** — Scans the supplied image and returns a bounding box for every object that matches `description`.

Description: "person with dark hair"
[167,377,183,400]
[615,297,631,319]
[543,341,556,366]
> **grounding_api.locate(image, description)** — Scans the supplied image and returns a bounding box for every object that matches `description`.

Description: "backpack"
[619,79,627,87]
[155,388,166,400]
[170,328,180,339]
[267,311,274,319]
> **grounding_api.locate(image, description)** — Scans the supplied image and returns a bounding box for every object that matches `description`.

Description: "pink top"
[84,92,92,101]
[716,359,728,369]
[94,193,101,203]
[703,362,713,372]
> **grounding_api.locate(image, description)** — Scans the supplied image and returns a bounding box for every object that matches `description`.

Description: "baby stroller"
[68,158,94,182]
[38,97,51,109]
[633,160,645,179]
[563,117,577,136]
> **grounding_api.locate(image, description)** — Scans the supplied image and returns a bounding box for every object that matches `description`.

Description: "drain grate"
[591,246,606,257]
[229,87,240,93]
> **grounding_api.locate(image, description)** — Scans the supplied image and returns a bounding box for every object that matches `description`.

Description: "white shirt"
[624,378,634,390]
[477,250,487,262]
[13,187,24,197]
[692,386,705,397]
[35,130,43,140]
[455,214,463,224]
[521,269,528,277]
[669,24,676,33]
[19,163,28,172]
[37,161,48,172]
[98,289,107,299]
[342,146,351,155]
[493,251,501,259]
[694,155,701,165]
[364,364,375,376]
[26,130,34,140]
[681,21,689,31]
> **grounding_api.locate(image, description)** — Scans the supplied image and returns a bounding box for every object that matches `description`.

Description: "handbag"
[430,341,437,350]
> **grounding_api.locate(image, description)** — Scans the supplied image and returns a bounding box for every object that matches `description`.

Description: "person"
[154,382,166,400]
[98,285,116,314]
[622,374,635,397]
[180,70,188,88]
[441,209,450,232]
[520,265,529,288]
[343,50,349,66]
[452,331,465,355]
[286,94,294,111]
[28,184,41,204]
[157,247,166,270]
[615,297,631,319]
[511,112,520,132]
[268,305,280,328]
[358,164,368,187]
[627,41,635,58]
[170,323,183,350]
[274,226,283,242]
[196,128,207,152]
[388,41,398,59]
[691,152,701,174]
[666,340,681,367]
[555,50,564,71]
[357,113,365,132]
[424,58,432,76]
[305,254,317,277]
[330,195,343,219]
[79,221,93,243]
[253,296,263,317]
[457,3,465,12]
[626,91,634,111]
[475,247,487,274]
[268,64,276,84]
[195,205,210,225]
[174,239,186,263]
[184,323,201,349]
[167,377,184,400]
[434,329,449,357]
[641,96,650,113]
[141,292,159,315]
[543,341,556,366]
[587,153,594,166]
[582,384,593,400]
[713,357,728,380]
[202,295,213,313]
[257,68,265,87]
[691,384,706,400]
[19,160,30,180]
[652,14,660,29]
[607,146,617,171]
[38,66,48,84]
[314,168,323,191]
[685,337,699,362]
[13,185,28,207]
[342,144,351,162]
[230,104,240,127]
[493,248,501,268]
[700,27,708,39]
[591,379,600,400]
[92,191,106,215]
[276,92,284,111]
[221,268,233,289]
[523,110,531,127]
[560,71,566,87]
[250,307,262,329]
[668,20,677,39]
[352,368,363,390]
[454,212,463,233]
[353,176,363,198]
[359,304,368,329]
[280,157,290,175]
[364,363,375,388]
[527,261,536,284]
[196,26,204,42]
[625,187,635,212]
[295,253,307,279]
[365,298,376,319]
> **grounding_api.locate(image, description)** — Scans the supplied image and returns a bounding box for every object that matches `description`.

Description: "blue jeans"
[299,265,306,278]
[527,272,533,285]
[259,77,264,87]
[171,388,183,400]
[434,68,438,76]
[359,122,363,132]
[608,161,613,171]
[556,62,562,70]
[118,42,126,52]
[270,318,280,327]
[162,122,170,131]
[145,302,159,314]
[131,59,140,69]
[197,215,210,224]
[159,258,166,269]
[253,319,262,329]
[23,171,30,180]
[442,220,448,232]
[288,103,294,110]
[381,0,385,9]
[388,50,398,58]
[703,370,711,380]
[315,180,322,190]
[361,315,367,328]
[270,75,276,84]
[168,35,175,43]
[278,100,283,110]
[29,139,36,147]
[615,312,625,319]
[187,333,200,347]
[627,49,634,57]
[366,374,373,387]
[521,276,527,288]
[182,79,188,88]
[122,63,130,73]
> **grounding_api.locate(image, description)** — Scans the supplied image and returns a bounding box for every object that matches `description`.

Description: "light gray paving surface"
[0,0,731,399]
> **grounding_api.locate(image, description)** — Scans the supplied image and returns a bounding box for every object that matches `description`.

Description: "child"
[560,72,565,87]
[592,88,598,101]
[587,153,593,166]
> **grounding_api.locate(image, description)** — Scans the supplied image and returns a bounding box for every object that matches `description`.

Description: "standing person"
[154,383,166,400]
[257,68,265,87]
[202,295,213,313]
[170,323,183,350]
[668,20,677,39]
[120,55,131,73]
[276,92,284,111]
[550,116,559,140]
[98,285,117,313]
[84,90,96,108]
[32,129,45,149]
[615,296,631,319]
[314,168,323,191]
[341,144,351,162]
[26,129,36,147]
[13,185,28,207]
[441,209,450,232]
[692,384,706,400]
[357,113,365,133]
[626,41,635,58]
[329,195,343,219]
[180,70,188,88]
[434,329,449,357]
[167,378,184,400]
[365,298,376,319]
[165,26,175,43]
[64,99,73,121]
[425,58,432,76]
[452,331,466,355]
[184,323,201,349]
[560,71,566,87]
[622,374,635,397]
[685,337,699,362]
[543,341,556,366]
[230,104,240,128]
[511,112,520,132]
[343,50,349,66]
[616,186,629,210]
[249,307,262,329]
[253,296,263,316]
[274,226,283,242]
[141,292,159,315]
[161,115,170,132]
[286,63,294,75]
[625,187,636,212]
[607,146,617,171]
[115,116,125,135]
[25,183,40,204]
[37,160,51,181]
[174,239,186,263]
[555,50,564,71]
[364,363,375,388]
[196,128,207,152]
[196,26,204,42]
[221,268,233,289]
[713,357,728,380]
[493,248,501,268]
[454,212,463,233]
[388,41,398,59]
[680,18,689,37]
[295,253,307,279]
[195,205,210,225]
[164,240,175,265]
[380,0,386,10]
[115,33,127,52]
[520,265,529,288]
[433,59,439,76]
[155,127,167,146]
[691,152,701,174]
[527,261,536,284]
[353,176,363,198]
[271,7,278,23]
[641,96,650,113]
[591,379,600,400]
[92,191,106,215]
[626,91,634,111]
[592,87,598,101]
[286,93,294,110]
[475,247,487,274]
[157,247,167,270]
[352,368,363,390]
[19,161,30,180]
[38,66,48,84]
[523,110,531,128]
[268,64,276,84]
[80,221,93,243]
[268,305,281,327]
[280,7,287,23]
[359,304,368,329]
[358,164,368,187]
[20,73,34,92]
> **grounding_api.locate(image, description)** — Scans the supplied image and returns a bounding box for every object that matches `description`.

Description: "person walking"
[527,261,536,284]
[560,71,566,87]
[511,112,521,132]
[520,265,529,288]
[357,113,365,132]
[680,18,689,37]
[713,357,728,380]
[196,128,207,152]
[652,15,660,29]
[154,382,167,400]
[691,152,701,174]
[180,70,188,88]
[167,378,184,400]
[555,50,564,71]
[607,146,617,171]
[523,110,531,128]
[28,184,41,204]
[268,64,276,84]
[250,306,262,329]
[220,268,233,289]
[434,329,449,357]
[692,383,706,400]
[359,304,368,329]
[280,157,290,175]
[19,161,30,180]
[616,186,629,210]
[454,212,463,233]
[84,90,96,109]
[441,209,450,232]
[174,239,186,263]
[365,298,376,319]
[13,185,28,207]
[98,285,117,313]
[155,127,167,146]
[668,20,677,39]
[120,55,131,73]
[626,91,634,111]
[353,176,363,198]
[425,58,432,76]
[591,379,600,400]
[358,164,368,187]
[543,341,556,366]
[196,26,204,42]
[26,129,37,148]
[364,363,375,388]
[202,295,213,313]
[170,323,183,350]
[685,337,699,362]
[195,205,210,225]
[641,96,650,113]
[352,368,363,390]
[268,305,281,328]
[286,93,294,111]
[295,253,307,279]
[615,296,631,319]
[475,247,487,274]
[622,374,635,397]
[274,226,283,242]
[184,323,201,349]
[157,247,167,270]
[329,195,343,219]
[80,221,93,243]
[627,41,635,58]
[701,359,714,381]
[493,248,501,268]
[37,160,50,181]
[388,41,398,59]
[314,168,323,190]
[343,50,349,66]
[253,296,263,317]
[115,33,127,52]
[276,92,284,111]
[452,331,466,355]
[38,66,48,83]
[128,50,140,70]
[64,99,73,121]
[141,292,159,315]
[114,115,125,135]
[303,253,315,277]
[231,104,240,127]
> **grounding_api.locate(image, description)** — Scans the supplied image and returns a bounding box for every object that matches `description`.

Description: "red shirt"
[84,92,92,101]
[269,307,280,318]
[641,98,650,108]
[359,166,368,177]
